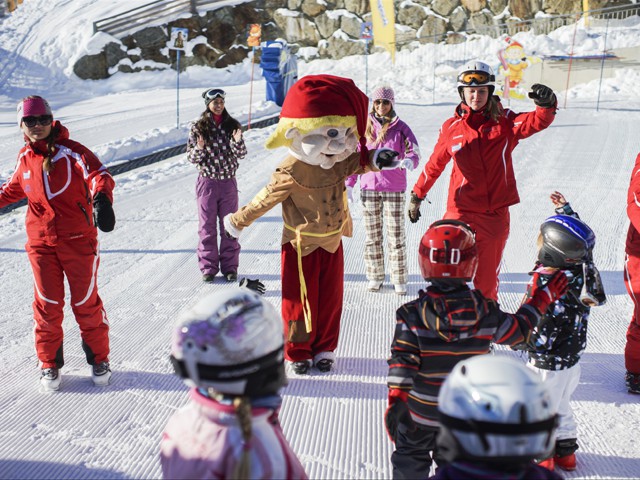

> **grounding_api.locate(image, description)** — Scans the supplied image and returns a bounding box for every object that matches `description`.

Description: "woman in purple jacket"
[187,88,247,284]
[346,85,420,295]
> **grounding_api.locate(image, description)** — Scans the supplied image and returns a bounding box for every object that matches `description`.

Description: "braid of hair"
[43,124,60,173]
[231,396,253,480]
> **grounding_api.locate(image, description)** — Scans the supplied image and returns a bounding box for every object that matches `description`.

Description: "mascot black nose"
[327,129,338,138]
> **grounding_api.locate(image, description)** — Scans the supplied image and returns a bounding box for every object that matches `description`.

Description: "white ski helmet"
[457,60,496,98]
[170,288,286,397]
[437,355,557,464]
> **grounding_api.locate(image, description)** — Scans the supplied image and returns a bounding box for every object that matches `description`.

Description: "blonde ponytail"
[231,396,253,480]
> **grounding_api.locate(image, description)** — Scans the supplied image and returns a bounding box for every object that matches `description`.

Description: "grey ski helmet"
[538,215,595,268]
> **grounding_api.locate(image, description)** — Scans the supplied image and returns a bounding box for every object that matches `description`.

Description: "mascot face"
[285,125,358,169]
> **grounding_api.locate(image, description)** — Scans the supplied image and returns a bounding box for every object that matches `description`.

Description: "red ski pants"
[444,208,510,301]
[26,236,110,369]
[624,253,640,373]
[281,242,344,362]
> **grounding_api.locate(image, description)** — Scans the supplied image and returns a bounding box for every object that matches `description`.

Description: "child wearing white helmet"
[160,288,307,479]
[430,355,563,480]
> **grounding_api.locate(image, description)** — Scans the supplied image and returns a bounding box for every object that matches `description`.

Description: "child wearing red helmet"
[385,219,568,479]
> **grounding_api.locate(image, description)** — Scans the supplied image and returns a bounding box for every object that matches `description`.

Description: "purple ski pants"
[196,176,240,276]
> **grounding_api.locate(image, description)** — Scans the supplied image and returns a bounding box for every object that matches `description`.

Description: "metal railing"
[92,0,239,38]
[0,114,279,216]
[467,4,640,39]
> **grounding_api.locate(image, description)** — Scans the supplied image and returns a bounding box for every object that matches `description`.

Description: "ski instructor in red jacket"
[408,60,557,300]
[0,96,116,391]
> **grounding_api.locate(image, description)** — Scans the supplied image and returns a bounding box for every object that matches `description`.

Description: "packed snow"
[1,1,640,479]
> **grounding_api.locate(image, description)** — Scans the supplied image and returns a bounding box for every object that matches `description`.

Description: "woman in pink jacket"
[162,287,307,480]
[409,61,557,300]
[345,85,420,295]
[0,96,115,391]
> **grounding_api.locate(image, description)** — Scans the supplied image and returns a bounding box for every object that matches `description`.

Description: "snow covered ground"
[1,1,640,479]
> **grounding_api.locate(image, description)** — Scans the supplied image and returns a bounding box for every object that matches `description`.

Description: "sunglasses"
[22,115,53,127]
[458,71,495,86]
[203,88,226,100]
[374,99,391,106]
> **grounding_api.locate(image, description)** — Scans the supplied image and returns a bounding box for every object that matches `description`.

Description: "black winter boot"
[626,371,640,394]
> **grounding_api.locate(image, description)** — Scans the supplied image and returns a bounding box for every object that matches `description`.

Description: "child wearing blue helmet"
[515,191,605,473]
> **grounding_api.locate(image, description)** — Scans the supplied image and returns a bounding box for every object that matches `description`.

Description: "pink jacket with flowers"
[0,121,115,246]
[345,113,420,192]
[160,389,308,480]
[412,101,555,213]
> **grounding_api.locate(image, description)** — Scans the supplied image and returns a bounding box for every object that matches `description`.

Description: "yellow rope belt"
[284,223,344,333]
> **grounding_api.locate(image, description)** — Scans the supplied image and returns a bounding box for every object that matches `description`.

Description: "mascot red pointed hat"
[265,74,370,164]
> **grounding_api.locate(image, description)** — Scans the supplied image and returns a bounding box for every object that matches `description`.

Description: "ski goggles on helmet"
[203,88,226,101]
[22,115,53,127]
[457,71,494,86]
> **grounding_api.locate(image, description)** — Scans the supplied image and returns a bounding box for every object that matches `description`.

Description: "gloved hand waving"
[93,192,115,232]
[528,84,556,108]
[526,270,569,314]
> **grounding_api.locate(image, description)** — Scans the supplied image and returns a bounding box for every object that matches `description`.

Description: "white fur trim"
[313,351,336,364]
[223,214,242,240]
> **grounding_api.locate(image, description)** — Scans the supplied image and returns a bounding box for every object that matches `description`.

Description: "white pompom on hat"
[371,85,395,106]
[17,96,53,126]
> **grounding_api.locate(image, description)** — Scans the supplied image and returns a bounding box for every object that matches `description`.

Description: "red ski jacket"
[626,153,640,256]
[0,122,115,246]
[412,100,556,213]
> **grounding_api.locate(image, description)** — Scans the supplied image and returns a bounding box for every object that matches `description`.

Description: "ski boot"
[40,368,61,392]
[291,360,312,375]
[626,371,640,394]
[555,453,576,471]
[555,438,578,471]
[537,457,555,471]
[315,359,334,373]
[92,362,112,386]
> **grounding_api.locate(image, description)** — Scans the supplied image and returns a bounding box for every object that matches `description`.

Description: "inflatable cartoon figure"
[224,75,399,375]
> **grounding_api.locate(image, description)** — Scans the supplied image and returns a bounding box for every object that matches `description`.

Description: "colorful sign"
[169,27,188,51]
[360,22,373,40]
[247,24,262,47]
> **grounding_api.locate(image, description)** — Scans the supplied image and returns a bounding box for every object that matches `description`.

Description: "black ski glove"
[384,399,415,441]
[93,192,115,232]
[529,84,556,108]
[374,149,400,169]
[239,277,266,295]
[407,192,423,224]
